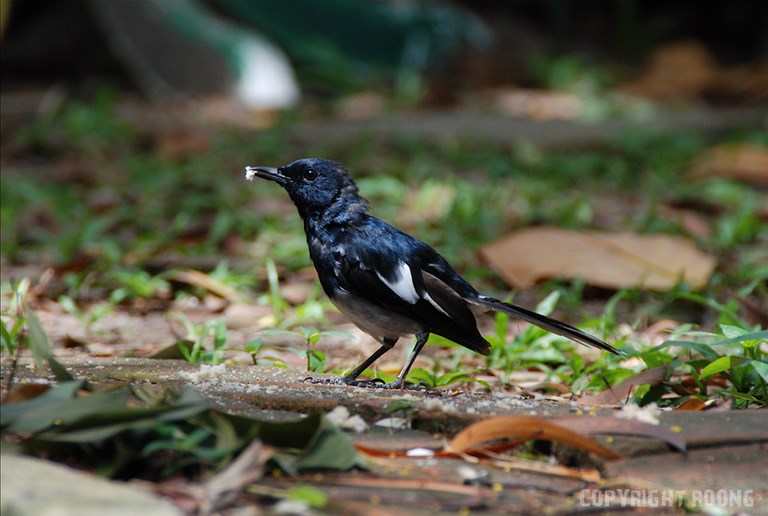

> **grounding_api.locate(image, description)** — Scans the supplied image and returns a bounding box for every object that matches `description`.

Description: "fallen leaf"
[580,366,669,406]
[620,41,718,100]
[689,144,768,186]
[446,416,621,460]
[280,281,314,305]
[551,416,686,453]
[396,182,456,227]
[658,205,712,238]
[480,228,716,290]
[223,303,272,330]
[494,88,583,120]
[481,456,601,483]
[676,398,707,411]
[155,129,210,161]
[336,92,385,120]
[202,439,272,514]
[166,269,242,303]
[3,384,50,404]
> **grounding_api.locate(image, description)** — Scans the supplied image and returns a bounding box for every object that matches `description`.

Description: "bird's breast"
[330,288,422,340]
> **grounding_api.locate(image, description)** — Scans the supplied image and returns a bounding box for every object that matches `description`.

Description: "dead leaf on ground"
[3,383,50,403]
[676,398,707,411]
[396,183,456,227]
[550,416,686,453]
[336,92,386,120]
[493,88,583,120]
[481,456,601,483]
[446,416,621,461]
[166,269,243,303]
[202,439,273,514]
[689,144,768,186]
[580,366,669,406]
[658,205,712,238]
[480,228,716,290]
[156,129,210,161]
[620,41,718,101]
[280,281,314,305]
[224,303,273,330]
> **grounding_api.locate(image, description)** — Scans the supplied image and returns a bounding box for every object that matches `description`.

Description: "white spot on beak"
[244,167,257,181]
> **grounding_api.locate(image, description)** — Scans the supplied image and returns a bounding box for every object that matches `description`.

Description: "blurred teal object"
[214,0,491,88]
[89,0,489,105]
[90,0,300,108]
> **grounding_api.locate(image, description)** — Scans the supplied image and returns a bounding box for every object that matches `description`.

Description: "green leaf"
[655,340,719,360]
[258,413,323,449]
[749,360,768,384]
[244,339,264,355]
[294,421,358,471]
[307,349,326,373]
[536,291,561,316]
[518,347,567,364]
[286,485,328,509]
[711,330,768,347]
[719,324,747,339]
[1,381,83,430]
[700,356,731,379]
[3,386,129,434]
[25,310,74,382]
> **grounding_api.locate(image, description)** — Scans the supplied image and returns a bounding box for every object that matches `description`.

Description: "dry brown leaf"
[166,269,242,303]
[676,398,707,411]
[4,383,50,403]
[446,416,621,460]
[580,366,669,406]
[481,456,601,483]
[658,206,712,238]
[480,227,716,290]
[494,88,583,120]
[156,130,210,161]
[689,144,768,186]
[551,416,686,453]
[336,92,386,120]
[620,41,718,100]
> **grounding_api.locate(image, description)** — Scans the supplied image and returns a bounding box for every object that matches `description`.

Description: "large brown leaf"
[446,416,621,461]
[580,366,670,406]
[480,228,716,290]
[689,144,768,186]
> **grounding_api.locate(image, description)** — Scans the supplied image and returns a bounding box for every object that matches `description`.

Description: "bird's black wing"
[419,245,620,355]
[336,226,491,354]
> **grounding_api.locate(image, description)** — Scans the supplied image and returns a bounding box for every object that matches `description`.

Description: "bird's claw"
[303,376,411,389]
[302,376,378,387]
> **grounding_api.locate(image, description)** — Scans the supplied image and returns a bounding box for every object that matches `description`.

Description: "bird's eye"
[303,169,317,181]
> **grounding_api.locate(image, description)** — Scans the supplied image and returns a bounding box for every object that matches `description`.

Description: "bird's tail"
[476,295,622,355]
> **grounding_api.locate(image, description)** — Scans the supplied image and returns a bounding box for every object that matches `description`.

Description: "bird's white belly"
[331,290,422,340]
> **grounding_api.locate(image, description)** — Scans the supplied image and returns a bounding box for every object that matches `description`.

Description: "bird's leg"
[307,337,397,386]
[381,332,429,389]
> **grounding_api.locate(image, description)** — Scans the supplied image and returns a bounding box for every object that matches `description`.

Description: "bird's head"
[245,158,364,218]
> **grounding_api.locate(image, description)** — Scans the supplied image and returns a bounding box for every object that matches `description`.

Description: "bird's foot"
[303,376,423,390]
[303,376,378,387]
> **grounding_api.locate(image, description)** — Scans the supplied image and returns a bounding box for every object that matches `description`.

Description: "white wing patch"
[377,262,419,304]
[423,292,450,317]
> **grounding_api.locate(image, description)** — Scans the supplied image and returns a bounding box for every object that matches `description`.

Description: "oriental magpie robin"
[245,158,620,389]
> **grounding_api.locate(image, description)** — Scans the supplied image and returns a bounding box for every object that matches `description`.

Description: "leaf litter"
[480,227,716,290]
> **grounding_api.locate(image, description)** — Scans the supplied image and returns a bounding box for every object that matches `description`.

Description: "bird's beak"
[244,166,287,186]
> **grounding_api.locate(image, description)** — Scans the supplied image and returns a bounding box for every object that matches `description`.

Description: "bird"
[245,158,620,389]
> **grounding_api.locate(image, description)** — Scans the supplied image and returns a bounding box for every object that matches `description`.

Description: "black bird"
[245,159,620,388]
